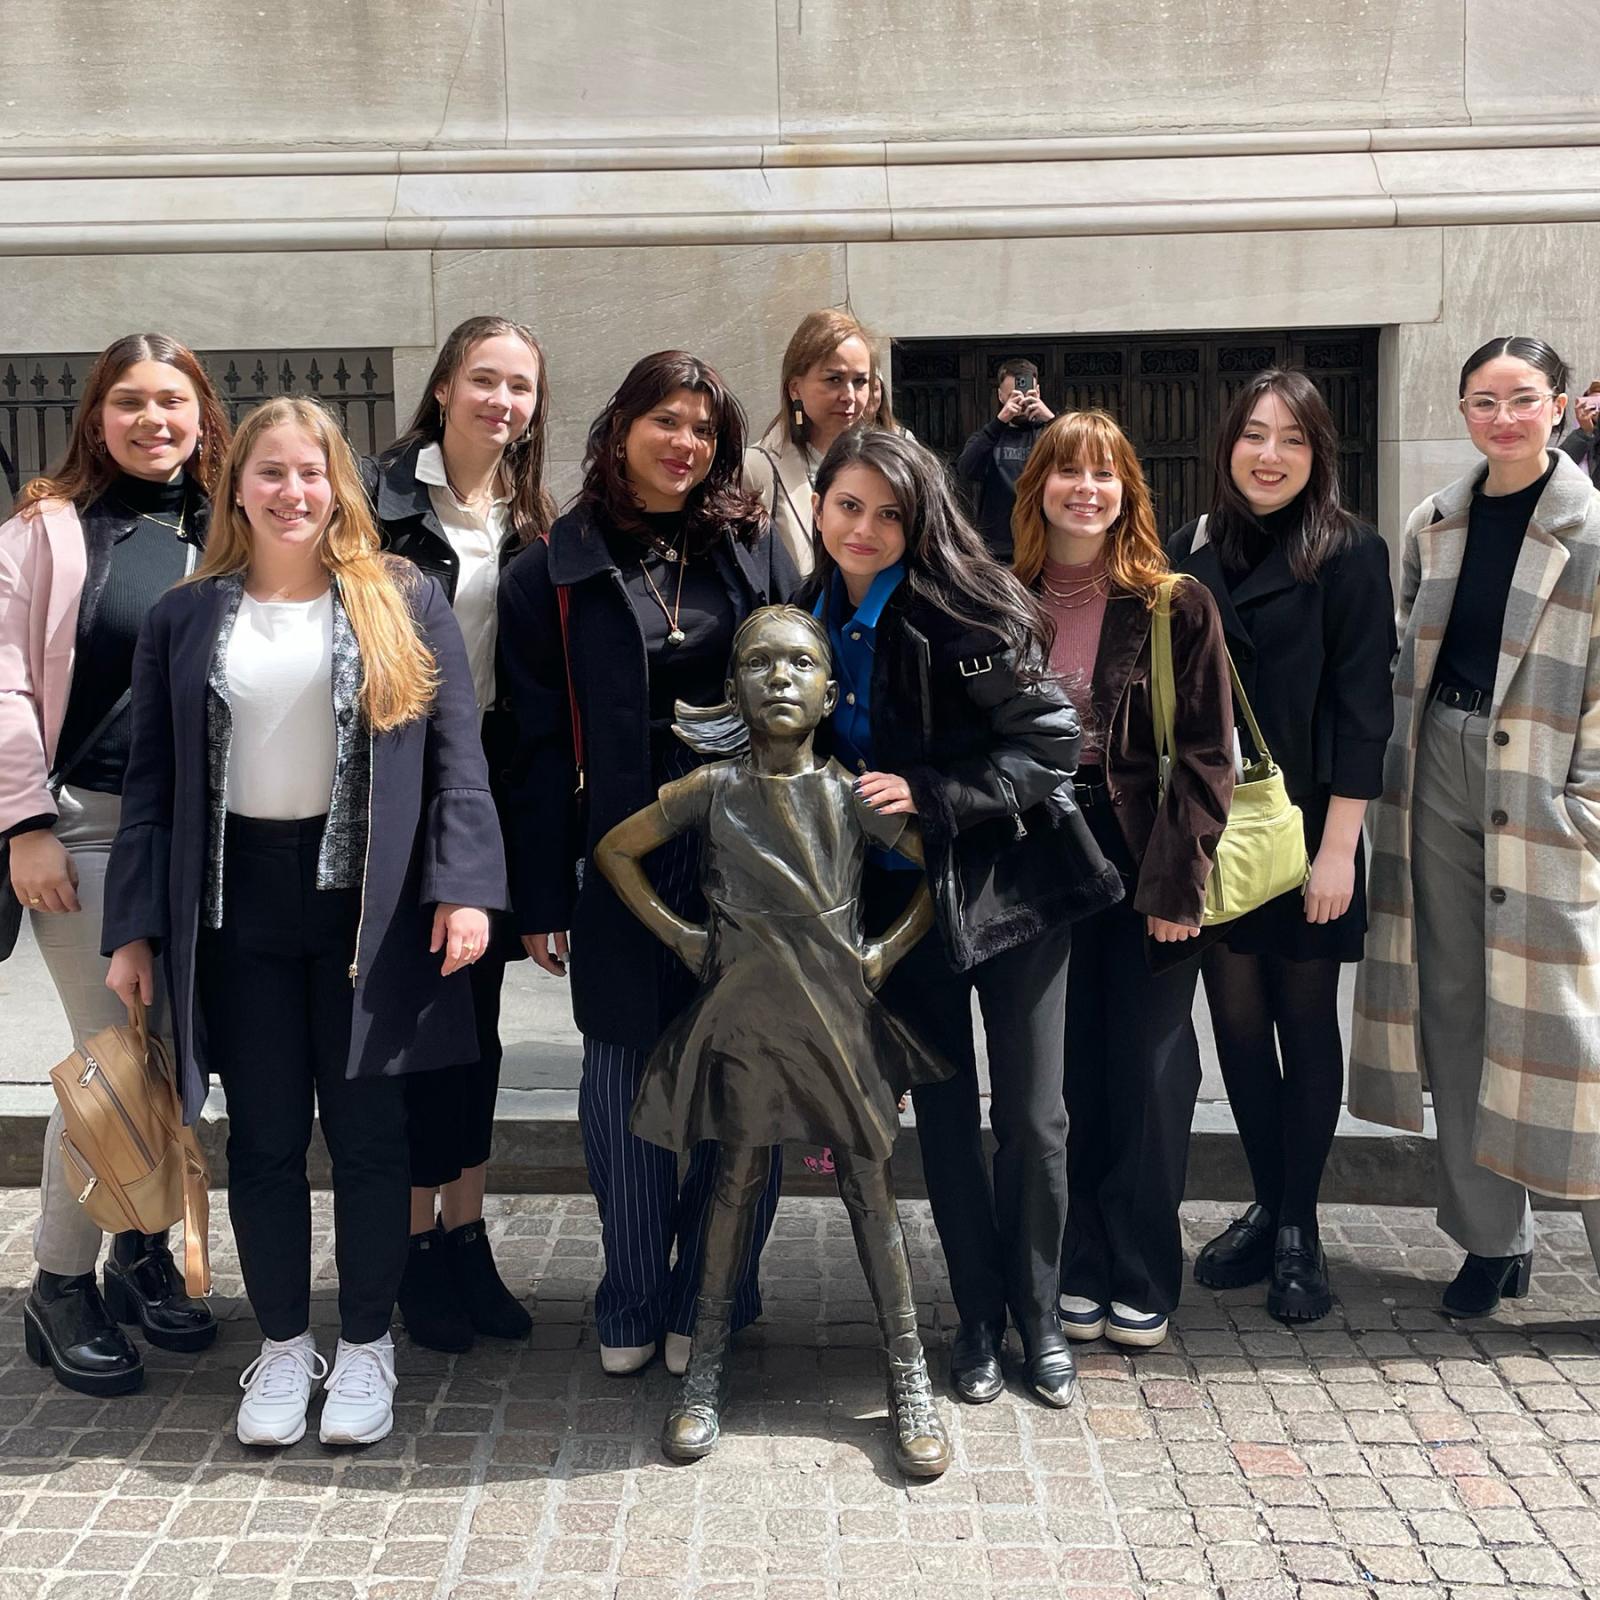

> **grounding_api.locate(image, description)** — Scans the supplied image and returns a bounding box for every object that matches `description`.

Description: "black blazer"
[102,568,507,1122]
[1166,518,1396,805]
[497,504,796,1052]
[827,583,1123,970]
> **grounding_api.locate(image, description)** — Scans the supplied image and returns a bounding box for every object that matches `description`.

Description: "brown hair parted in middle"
[15,332,231,515]
[769,308,874,445]
[1011,410,1171,606]
[578,350,765,554]
[193,396,438,732]
[1207,368,1352,584]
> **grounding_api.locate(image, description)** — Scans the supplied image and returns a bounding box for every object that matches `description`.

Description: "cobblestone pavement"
[1,1190,1600,1599]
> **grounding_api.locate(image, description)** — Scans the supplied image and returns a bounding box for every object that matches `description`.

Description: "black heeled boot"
[1021,1320,1079,1409]
[444,1219,532,1340]
[396,1224,474,1353]
[24,1270,143,1396]
[949,1318,1006,1405]
[102,1230,217,1353]
[1442,1250,1533,1318]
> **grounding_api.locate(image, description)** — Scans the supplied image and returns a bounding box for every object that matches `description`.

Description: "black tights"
[1200,946,1345,1233]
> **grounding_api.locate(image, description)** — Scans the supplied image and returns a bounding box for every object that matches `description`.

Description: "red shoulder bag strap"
[539,531,584,792]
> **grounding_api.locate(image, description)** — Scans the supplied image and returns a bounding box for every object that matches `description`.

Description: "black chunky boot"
[444,1219,532,1340]
[396,1224,474,1353]
[661,1297,731,1462]
[102,1230,217,1353]
[24,1271,143,1397]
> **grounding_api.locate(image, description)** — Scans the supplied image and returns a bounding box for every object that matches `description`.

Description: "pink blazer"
[0,500,88,833]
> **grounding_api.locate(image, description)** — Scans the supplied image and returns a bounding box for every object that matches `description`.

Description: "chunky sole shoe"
[22,1303,142,1398]
[1194,1204,1276,1290]
[1267,1227,1334,1325]
[1058,1297,1109,1342]
[101,1267,218,1354]
[1105,1305,1169,1348]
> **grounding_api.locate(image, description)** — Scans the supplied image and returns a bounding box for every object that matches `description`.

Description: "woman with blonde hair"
[103,397,505,1448]
[2,333,228,1397]
[1012,410,1234,1350]
[744,308,874,576]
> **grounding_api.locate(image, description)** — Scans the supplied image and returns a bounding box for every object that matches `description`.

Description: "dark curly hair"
[577,350,765,553]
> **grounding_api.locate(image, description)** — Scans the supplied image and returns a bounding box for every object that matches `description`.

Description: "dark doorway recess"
[892,328,1380,537]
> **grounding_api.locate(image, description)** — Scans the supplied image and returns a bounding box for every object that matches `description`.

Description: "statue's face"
[730,613,837,738]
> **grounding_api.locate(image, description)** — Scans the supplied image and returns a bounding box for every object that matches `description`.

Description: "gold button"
[850,630,862,641]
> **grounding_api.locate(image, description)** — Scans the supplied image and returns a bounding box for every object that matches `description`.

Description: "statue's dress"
[629,757,949,1161]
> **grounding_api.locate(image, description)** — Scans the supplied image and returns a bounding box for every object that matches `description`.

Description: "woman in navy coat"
[103,398,505,1451]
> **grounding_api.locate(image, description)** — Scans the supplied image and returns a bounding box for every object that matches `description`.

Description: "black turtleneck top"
[1217,498,1303,590]
[1434,453,1557,701]
[605,510,737,739]
[53,472,196,797]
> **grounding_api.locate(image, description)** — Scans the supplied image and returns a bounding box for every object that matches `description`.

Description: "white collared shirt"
[415,442,509,711]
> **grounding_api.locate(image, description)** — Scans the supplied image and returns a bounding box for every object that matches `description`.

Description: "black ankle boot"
[949,1318,1006,1405]
[396,1224,474,1353]
[1021,1322,1079,1410]
[1266,1225,1333,1324]
[25,1271,143,1396]
[444,1219,532,1340]
[1442,1250,1533,1318]
[103,1230,217,1353]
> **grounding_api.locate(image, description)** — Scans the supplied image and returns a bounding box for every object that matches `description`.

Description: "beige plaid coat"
[1351,451,1600,1199]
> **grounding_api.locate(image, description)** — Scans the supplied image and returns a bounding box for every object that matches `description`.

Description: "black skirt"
[1217,790,1368,964]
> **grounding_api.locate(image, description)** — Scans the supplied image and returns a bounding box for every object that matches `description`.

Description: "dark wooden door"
[892,328,1379,536]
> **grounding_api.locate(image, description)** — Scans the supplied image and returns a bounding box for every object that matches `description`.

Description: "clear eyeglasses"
[1460,390,1556,422]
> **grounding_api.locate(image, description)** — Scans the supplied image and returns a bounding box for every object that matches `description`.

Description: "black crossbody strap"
[47,688,133,793]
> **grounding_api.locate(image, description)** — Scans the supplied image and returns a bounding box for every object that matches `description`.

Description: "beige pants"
[26,785,170,1276]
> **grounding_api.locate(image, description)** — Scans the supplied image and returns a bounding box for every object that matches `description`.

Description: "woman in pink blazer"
[0,333,229,1397]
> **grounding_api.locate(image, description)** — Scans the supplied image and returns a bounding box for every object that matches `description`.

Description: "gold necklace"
[1041,568,1108,608]
[134,505,187,541]
[639,548,689,647]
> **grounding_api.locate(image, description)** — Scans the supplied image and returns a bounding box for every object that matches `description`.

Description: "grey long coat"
[1350,451,1600,1198]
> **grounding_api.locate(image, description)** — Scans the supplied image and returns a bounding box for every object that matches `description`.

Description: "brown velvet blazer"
[1087,578,1235,927]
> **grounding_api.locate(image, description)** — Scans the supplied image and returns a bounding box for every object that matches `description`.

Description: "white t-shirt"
[415,442,509,712]
[224,591,337,820]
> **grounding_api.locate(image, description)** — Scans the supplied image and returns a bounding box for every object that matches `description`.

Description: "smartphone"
[1015,373,1036,394]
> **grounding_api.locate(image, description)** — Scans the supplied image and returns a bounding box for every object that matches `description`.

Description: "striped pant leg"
[578,1035,682,1348]
[663,1139,784,1337]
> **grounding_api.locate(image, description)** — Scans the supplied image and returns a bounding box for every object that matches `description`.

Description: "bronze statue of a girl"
[597,604,952,1476]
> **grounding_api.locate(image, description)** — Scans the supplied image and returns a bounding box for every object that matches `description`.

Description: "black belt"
[1074,766,1111,810]
[1431,682,1488,714]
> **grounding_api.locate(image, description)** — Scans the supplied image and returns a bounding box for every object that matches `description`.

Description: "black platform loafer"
[949,1318,1005,1405]
[102,1231,217,1354]
[1442,1251,1533,1318]
[24,1272,143,1397]
[1266,1226,1333,1325]
[1194,1203,1276,1290]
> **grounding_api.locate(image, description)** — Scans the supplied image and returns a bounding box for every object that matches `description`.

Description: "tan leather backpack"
[50,997,211,1296]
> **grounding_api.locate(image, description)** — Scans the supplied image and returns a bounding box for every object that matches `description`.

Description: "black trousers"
[868,866,1072,1340]
[405,951,505,1188]
[1061,800,1203,1317]
[197,815,409,1345]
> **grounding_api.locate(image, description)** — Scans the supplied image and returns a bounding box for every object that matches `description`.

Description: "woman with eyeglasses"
[1352,335,1600,1318]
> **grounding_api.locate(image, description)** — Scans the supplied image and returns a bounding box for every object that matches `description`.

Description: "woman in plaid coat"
[1351,335,1600,1318]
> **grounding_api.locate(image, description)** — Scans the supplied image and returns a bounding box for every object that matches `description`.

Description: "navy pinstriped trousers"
[579,741,781,1348]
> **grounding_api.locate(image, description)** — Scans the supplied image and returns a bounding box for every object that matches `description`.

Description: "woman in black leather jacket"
[806,429,1122,1410]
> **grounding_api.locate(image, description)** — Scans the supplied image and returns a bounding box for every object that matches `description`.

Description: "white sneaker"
[319,1334,398,1445]
[664,1332,693,1376]
[600,1341,655,1375]
[237,1333,327,1447]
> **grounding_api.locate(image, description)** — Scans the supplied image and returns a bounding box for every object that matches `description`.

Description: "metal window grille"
[0,348,396,501]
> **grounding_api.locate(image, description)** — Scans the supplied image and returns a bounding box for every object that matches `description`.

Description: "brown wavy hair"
[385,314,555,545]
[768,308,873,445]
[578,350,765,554]
[192,398,438,731]
[15,332,229,514]
[1011,410,1170,606]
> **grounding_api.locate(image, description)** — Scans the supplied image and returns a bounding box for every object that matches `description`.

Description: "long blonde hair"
[193,397,438,731]
[1011,410,1171,607]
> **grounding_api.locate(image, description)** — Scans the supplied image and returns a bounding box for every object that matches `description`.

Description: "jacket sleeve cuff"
[420,787,510,912]
[2,813,57,842]
[99,822,171,956]
[1329,738,1387,801]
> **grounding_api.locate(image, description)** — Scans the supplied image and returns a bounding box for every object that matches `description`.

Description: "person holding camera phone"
[956,359,1054,563]
[1560,381,1600,491]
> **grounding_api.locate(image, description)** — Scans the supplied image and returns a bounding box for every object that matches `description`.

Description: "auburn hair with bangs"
[1010,410,1171,606]
[193,397,438,732]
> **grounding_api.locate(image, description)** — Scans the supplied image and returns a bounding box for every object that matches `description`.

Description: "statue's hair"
[673,605,833,756]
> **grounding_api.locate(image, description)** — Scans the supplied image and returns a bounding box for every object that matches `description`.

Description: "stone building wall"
[2,0,1599,530]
